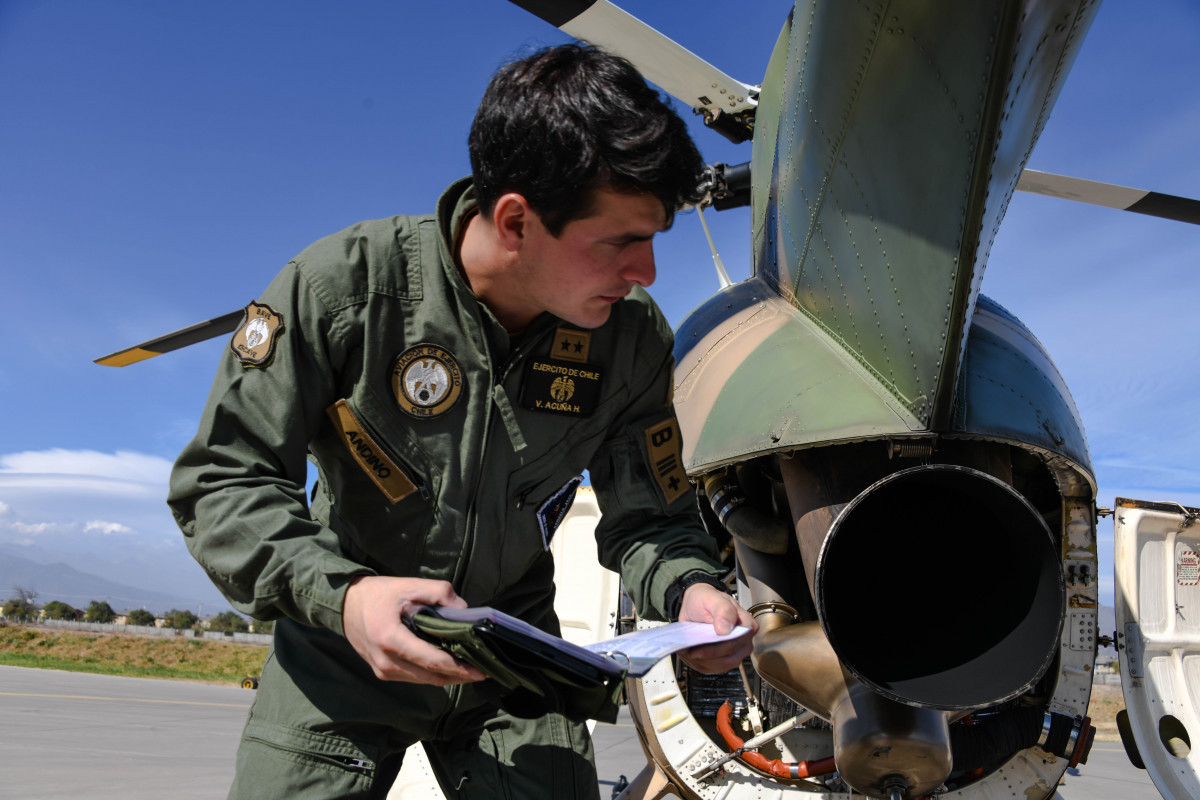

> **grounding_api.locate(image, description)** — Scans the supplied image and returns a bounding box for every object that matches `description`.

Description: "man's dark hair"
[469,43,704,235]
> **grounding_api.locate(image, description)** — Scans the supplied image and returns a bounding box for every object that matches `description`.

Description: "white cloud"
[10,521,56,535]
[0,449,172,484]
[0,449,175,552]
[84,520,135,536]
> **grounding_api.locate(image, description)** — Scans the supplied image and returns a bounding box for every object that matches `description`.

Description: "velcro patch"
[520,360,602,417]
[643,418,690,505]
[230,301,284,367]
[326,400,418,504]
[537,475,584,550]
[551,328,591,364]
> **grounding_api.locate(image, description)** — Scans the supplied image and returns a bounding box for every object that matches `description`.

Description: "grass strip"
[0,623,268,684]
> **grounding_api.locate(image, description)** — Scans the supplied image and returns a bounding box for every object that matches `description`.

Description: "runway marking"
[0,691,250,708]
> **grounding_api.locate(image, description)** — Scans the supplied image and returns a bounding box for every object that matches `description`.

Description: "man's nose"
[621,241,656,287]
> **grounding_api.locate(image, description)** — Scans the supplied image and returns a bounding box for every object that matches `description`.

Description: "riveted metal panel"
[751,0,1098,430]
[952,294,1093,475]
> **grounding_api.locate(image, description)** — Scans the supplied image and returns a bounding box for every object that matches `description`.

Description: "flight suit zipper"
[242,734,376,776]
[350,408,431,503]
[516,486,536,511]
[452,321,557,592]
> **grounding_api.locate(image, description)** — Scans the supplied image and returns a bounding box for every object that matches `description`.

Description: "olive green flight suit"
[168,179,724,798]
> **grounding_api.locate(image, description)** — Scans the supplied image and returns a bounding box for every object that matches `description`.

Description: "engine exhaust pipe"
[807,463,1065,710]
[738,452,1064,797]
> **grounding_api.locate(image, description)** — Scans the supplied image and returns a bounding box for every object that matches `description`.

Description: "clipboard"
[404,605,626,723]
[404,605,751,723]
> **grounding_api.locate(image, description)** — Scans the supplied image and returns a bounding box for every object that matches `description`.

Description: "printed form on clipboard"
[421,606,751,678]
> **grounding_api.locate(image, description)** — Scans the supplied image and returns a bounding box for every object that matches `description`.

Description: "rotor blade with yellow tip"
[94,309,244,366]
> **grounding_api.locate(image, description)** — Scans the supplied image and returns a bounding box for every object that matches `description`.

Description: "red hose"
[715,701,838,780]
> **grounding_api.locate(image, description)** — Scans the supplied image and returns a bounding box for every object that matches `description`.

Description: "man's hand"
[676,581,757,674]
[342,575,487,685]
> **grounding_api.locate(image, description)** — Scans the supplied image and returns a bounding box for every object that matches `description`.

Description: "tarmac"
[0,664,1163,799]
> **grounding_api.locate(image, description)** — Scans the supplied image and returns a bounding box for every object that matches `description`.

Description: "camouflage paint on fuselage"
[675,0,1100,483]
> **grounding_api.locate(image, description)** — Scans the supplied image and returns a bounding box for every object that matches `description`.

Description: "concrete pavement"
[0,665,1162,799]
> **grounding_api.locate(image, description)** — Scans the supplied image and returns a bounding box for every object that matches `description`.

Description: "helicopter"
[497,2,1198,800]
[89,1,1200,798]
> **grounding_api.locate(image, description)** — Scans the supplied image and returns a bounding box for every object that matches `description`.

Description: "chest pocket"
[326,400,423,504]
[319,392,438,574]
[502,389,628,576]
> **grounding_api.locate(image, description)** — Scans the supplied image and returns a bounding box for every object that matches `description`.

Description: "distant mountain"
[0,550,221,615]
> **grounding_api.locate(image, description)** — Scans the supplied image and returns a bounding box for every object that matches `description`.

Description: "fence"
[0,616,272,645]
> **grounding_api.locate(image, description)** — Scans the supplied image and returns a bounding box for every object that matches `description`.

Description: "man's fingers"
[402,580,469,611]
[678,620,756,674]
[374,630,487,684]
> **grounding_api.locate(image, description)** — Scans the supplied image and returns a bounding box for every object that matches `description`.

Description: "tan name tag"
[326,400,418,504]
[643,418,690,505]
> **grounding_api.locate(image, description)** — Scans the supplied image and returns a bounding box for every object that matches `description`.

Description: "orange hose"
[715,701,838,780]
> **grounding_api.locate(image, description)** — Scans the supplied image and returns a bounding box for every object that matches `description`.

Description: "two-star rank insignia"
[643,418,690,505]
[553,328,591,363]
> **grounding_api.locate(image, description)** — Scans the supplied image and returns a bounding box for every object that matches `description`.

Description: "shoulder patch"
[643,418,690,505]
[326,400,419,504]
[230,302,284,367]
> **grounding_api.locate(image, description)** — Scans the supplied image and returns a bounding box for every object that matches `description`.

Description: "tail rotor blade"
[1017,169,1200,225]
[95,309,243,367]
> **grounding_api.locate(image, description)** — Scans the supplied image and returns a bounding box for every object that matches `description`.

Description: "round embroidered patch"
[391,344,464,418]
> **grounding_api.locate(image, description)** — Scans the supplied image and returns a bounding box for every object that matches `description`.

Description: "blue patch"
[538,475,584,550]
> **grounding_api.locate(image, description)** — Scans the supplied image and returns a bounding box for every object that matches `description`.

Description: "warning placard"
[1177,546,1200,586]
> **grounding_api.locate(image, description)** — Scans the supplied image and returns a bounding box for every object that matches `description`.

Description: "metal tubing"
[714,701,837,780]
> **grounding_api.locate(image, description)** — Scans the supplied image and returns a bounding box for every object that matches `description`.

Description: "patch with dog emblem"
[643,418,690,505]
[230,302,284,367]
[391,344,464,419]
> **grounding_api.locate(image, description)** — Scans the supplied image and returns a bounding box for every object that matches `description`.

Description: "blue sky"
[0,0,1196,611]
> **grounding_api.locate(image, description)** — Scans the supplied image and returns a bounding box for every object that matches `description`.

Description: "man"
[169,44,755,799]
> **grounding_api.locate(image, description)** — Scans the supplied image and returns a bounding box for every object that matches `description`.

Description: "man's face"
[519,188,666,329]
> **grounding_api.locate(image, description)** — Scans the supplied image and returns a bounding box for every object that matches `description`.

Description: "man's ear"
[492,193,532,253]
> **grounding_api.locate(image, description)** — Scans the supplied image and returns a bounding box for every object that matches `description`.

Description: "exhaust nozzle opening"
[815,465,1064,710]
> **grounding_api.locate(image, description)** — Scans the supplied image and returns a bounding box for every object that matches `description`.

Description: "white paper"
[584,622,752,677]
[423,606,750,678]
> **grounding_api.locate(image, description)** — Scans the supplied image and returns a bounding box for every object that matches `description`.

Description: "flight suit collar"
[435,179,558,358]
[436,176,478,266]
